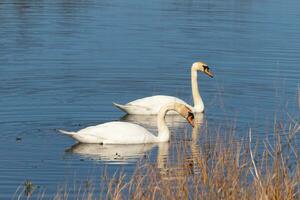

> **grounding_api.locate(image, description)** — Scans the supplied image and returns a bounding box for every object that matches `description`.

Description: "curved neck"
[191,67,204,112]
[156,105,173,142]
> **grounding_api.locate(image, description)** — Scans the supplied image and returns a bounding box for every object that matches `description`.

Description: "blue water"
[0,0,299,198]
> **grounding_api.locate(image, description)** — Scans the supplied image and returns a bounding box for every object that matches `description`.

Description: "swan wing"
[75,122,157,144]
[114,95,191,114]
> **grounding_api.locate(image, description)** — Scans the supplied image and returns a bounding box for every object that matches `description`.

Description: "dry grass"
[119,127,299,200]
[14,115,299,200]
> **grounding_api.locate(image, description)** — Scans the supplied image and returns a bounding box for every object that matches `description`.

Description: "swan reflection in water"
[65,143,156,164]
[157,113,205,177]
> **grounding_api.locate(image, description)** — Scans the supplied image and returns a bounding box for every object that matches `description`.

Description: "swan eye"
[203,65,209,71]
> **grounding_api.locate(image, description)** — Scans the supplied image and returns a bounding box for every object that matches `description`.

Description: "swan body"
[60,122,157,144]
[114,95,190,115]
[59,103,194,144]
[113,62,213,115]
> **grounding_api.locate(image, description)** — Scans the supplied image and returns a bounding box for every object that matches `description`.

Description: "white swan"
[58,102,195,144]
[113,62,213,115]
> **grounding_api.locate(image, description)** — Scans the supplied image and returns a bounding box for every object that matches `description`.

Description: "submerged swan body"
[59,103,194,144]
[113,62,213,115]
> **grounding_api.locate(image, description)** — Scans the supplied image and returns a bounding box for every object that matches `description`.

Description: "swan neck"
[157,106,171,142]
[191,68,204,112]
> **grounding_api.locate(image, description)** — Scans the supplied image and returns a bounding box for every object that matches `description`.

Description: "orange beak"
[204,70,214,78]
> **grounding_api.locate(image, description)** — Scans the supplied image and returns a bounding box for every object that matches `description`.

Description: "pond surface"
[0,0,299,198]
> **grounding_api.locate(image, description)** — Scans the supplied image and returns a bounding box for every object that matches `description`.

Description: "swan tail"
[58,129,76,135]
[113,102,129,113]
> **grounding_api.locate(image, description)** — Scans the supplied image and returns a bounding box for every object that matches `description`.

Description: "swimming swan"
[113,62,213,115]
[59,102,195,144]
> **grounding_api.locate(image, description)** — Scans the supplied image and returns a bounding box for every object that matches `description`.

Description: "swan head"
[186,110,195,128]
[159,103,195,128]
[173,103,195,128]
[192,62,214,78]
